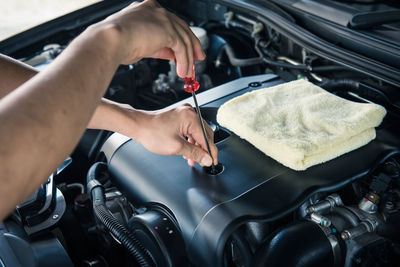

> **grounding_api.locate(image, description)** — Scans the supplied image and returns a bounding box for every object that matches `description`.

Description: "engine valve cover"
[101,74,400,266]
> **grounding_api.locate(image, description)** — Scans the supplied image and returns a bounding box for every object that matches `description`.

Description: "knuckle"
[166,33,177,48]
[158,7,168,15]
[191,147,201,160]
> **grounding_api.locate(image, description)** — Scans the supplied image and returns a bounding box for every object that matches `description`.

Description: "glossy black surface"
[107,76,400,266]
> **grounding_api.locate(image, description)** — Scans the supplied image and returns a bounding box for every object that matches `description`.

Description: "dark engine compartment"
[1,0,400,267]
[103,74,400,266]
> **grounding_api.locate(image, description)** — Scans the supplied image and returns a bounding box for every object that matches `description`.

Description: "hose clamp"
[87,179,103,195]
[318,225,342,267]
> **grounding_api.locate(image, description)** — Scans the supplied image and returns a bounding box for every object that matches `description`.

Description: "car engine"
[0,0,399,266]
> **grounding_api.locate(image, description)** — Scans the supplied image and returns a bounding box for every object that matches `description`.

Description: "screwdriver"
[183,64,216,173]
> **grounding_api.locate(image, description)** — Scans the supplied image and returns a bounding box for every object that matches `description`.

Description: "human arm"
[0,0,211,220]
[87,99,218,167]
[0,53,217,166]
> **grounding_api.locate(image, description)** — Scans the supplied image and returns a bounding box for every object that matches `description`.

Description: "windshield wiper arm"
[349,10,400,29]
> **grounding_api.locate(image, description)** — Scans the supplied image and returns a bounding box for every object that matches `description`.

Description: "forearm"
[88,98,151,139]
[0,23,122,219]
[0,54,130,134]
[0,54,37,98]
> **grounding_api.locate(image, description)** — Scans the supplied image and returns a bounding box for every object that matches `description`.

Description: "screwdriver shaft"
[191,92,216,172]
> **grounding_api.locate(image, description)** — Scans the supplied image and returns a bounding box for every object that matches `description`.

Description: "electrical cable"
[87,162,154,267]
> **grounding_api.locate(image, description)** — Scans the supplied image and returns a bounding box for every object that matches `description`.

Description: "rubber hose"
[252,221,335,267]
[312,65,349,72]
[87,162,154,267]
[222,44,264,67]
[223,43,347,72]
[319,79,359,91]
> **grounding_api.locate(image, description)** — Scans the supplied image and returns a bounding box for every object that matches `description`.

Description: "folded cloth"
[216,79,386,171]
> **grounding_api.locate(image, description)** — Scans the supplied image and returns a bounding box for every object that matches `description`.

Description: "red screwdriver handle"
[184,77,199,93]
[179,63,199,93]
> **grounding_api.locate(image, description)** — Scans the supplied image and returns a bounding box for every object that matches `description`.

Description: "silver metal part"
[341,218,378,241]
[310,213,331,227]
[87,180,103,195]
[307,201,331,214]
[224,11,234,28]
[327,194,344,206]
[328,234,341,267]
[306,194,343,214]
[191,91,215,172]
[358,197,378,214]
[105,190,123,200]
[341,224,367,241]
[318,225,342,267]
[25,187,66,235]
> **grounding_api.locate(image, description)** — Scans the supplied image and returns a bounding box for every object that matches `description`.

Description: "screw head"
[52,214,59,220]
[341,231,350,240]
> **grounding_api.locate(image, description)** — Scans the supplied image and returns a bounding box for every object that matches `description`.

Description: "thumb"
[180,141,213,166]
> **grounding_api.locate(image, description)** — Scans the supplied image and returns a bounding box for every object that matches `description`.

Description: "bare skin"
[0,0,217,220]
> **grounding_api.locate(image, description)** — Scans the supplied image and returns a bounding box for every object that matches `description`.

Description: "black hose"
[87,162,154,267]
[252,221,335,267]
[254,41,311,70]
[221,44,264,67]
[312,65,349,72]
[222,40,351,72]
[319,79,360,91]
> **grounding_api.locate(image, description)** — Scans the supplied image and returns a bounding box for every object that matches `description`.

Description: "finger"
[152,48,175,60]
[188,159,196,166]
[174,16,206,61]
[184,136,199,166]
[172,21,194,77]
[210,142,218,165]
[162,18,189,77]
[188,119,212,155]
[187,137,197,167]
[143,0,161,8]
[190,118,219,165]
[187,136,195,145]
[180,141,212,166]
[182,102,193,109]
[171,33,189,77]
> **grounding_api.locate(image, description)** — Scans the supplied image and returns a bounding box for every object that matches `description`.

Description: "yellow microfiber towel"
[216,79,386,171]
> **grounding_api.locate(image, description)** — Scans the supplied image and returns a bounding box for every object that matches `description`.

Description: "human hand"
[122,103,218,167]
[100,0,205,77]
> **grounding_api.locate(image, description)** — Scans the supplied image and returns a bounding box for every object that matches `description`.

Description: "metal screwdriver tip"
[191,92,216,171]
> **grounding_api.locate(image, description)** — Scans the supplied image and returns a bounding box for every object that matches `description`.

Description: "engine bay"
[1,0,400,266]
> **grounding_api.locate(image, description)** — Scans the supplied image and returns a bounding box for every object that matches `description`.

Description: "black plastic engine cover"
[102,74,400,266]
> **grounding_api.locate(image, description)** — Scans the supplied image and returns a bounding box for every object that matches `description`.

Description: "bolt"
[306,206,313,214]
[52,214,59,220]
[310,213,331,227]
[341,231,351,241]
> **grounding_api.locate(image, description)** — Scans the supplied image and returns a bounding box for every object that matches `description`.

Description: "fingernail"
[200,155,212,166]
